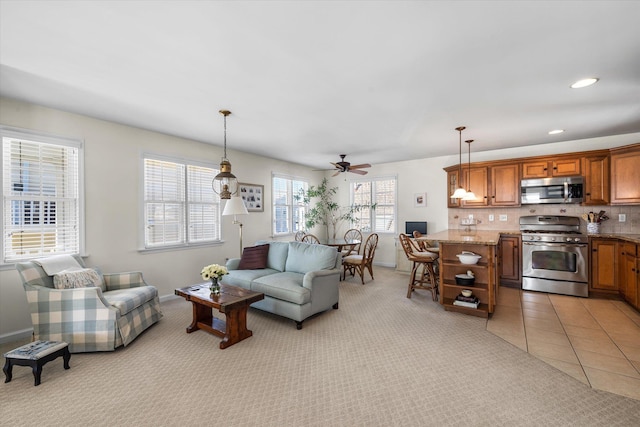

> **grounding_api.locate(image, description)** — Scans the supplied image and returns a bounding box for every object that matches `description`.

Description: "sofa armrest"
[104,272,147,290]
[226,258,241,270]
[24,283,115,320]
[302,269,341,290]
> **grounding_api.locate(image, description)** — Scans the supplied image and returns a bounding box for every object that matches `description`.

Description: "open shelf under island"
[419,230,500,318]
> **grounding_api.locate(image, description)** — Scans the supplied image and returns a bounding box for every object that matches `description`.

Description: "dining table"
[323,238,361,254]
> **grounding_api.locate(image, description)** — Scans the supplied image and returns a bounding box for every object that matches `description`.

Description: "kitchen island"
[420,230,503,318]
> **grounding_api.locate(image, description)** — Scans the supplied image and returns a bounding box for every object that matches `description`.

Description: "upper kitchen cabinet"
[490,163,520,206]
[521,157,581,178]
[460,164,520,208]
[446,169,462,208]
[443,142,639,208]
[583,153,610,206]
[610,143,640,205]
[461,166,489,207]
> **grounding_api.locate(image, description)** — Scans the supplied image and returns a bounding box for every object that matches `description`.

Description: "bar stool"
[399,234,439,300]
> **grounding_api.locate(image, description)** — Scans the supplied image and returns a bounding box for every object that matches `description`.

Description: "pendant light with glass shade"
[212,110,238,200]
[450,126,468,199]
[462,139,476,201]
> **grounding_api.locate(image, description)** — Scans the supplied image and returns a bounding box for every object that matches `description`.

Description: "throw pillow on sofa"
[238,244,270,269]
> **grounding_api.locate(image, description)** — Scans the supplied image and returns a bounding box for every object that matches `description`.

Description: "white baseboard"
[0,328,33,344]
[160,294,180,303]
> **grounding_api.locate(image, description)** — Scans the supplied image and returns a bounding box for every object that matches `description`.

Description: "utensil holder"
[587,222,600,234]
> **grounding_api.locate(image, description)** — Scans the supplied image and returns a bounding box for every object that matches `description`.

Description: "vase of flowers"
[201,264,228,295]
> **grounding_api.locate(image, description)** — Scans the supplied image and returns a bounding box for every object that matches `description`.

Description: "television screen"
[405,221,427,236]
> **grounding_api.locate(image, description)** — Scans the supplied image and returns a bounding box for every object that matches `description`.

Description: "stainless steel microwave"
[521,176,584,204]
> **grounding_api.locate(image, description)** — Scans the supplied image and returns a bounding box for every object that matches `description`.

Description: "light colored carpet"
[2,267,640,426]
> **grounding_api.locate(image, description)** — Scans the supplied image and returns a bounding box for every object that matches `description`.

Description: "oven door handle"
[523,242,587,248]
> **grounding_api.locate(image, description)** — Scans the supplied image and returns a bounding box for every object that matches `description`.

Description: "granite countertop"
[422,230,640,245]
[422,230,505,245]
[588,233,640,244]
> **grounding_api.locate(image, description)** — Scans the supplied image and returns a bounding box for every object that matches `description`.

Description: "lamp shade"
[451,187,467,199]
[223,196,248,216]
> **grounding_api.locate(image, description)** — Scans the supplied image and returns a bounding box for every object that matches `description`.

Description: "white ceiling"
[1,1,640,170]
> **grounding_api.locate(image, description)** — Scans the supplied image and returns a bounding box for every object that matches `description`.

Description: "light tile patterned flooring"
[487,287,640,401]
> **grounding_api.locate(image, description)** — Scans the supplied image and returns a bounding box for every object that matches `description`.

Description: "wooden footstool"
[3,340,70,386]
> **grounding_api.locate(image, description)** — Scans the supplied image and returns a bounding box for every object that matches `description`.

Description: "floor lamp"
[223,196,249,257]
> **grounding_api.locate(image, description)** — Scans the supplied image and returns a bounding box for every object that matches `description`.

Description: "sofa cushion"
[238,244,270,270]
[256,240,289,272]
[250,272,311,305]
[103,286,158,316]
[224,268,279,290]
[285,241,338,274]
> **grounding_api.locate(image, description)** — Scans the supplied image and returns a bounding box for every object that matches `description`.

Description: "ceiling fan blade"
[349,169,368,175]
[348,163,371,169]
[330,162,341,168]
[332,170,341,177]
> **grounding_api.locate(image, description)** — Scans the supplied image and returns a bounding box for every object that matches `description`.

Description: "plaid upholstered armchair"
[16,255,162,353]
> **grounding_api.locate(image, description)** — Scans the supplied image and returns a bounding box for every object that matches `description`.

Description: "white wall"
[2,96,638,340]
[0,97,323,340]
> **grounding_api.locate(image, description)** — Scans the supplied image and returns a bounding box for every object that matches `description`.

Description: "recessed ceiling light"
[570,78,599,89]
[548,129,564,135]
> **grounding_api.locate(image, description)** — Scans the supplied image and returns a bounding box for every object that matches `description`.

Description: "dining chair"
[301,234,320,244]
[341,228,362,257]
[342,233,378,284]
[399,233,439,300]
[294,230,306,242]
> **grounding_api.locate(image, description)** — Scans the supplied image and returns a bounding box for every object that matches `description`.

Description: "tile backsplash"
[448,205,640,234]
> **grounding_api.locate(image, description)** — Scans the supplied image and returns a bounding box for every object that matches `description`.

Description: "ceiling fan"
[329,154,371,177]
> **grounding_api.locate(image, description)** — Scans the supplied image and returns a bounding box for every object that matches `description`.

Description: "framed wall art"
[238,183,264,212]
[414,192,427,207]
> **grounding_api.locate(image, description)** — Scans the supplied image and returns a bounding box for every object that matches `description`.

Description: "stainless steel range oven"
[519,215,589,297]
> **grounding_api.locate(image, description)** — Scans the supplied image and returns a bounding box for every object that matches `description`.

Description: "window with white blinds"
[143,157,220,248]
[351,177,397,233]
[272,174,308,236]
[2,132,81,263]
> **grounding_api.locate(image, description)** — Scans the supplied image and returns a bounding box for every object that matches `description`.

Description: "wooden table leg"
[219,304,253,349]
[187,302,212,333]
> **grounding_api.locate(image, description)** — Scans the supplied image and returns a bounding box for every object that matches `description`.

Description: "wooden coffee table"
[175,283,264,349]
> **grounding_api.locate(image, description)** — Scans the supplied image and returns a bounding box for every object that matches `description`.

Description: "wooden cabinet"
[589,238,618,293]
[446,169,462,208]
[443,143,639,208]
[439,243,497,318]
[583,154,610,205]
[461,166,489,207]
[499,234,521,288]
[610,144,640,205]
[521,157,581,178]
[618,242,638,309]
[490,163,520,206]
[460,163,520,207]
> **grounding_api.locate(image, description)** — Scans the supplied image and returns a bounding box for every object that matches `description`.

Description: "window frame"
[140,153,222,252]
[350,175,397,235]
[271,173,309,237]
[1,126,85,265]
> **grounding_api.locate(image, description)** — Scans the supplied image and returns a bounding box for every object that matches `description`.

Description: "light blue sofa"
[224,241,341,329]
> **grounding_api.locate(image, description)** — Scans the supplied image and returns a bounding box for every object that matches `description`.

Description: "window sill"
[138,240,225,254]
